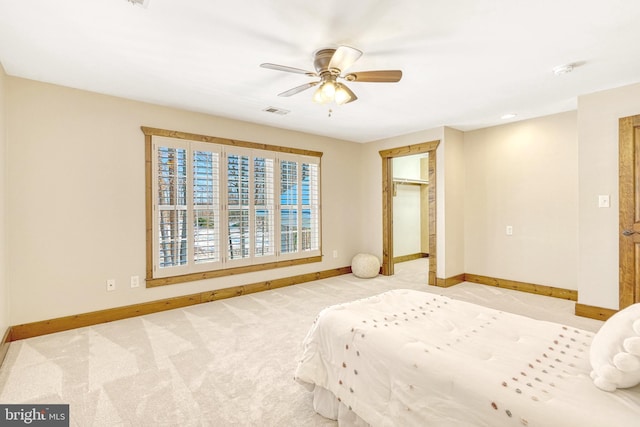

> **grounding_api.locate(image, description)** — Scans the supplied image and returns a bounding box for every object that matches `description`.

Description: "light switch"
[598,195,610,208]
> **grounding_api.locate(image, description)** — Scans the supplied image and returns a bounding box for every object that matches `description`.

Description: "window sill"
[146,255,322,287]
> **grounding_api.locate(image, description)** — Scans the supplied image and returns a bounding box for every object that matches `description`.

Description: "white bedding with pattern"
[294,289,640,426]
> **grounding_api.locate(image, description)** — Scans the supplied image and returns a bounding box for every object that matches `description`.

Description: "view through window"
[144,128,322,286]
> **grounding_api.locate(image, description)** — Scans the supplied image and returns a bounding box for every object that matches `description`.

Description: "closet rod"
[392,178,429,185]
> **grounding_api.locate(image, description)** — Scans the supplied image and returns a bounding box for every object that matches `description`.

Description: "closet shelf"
[392,178,429,185]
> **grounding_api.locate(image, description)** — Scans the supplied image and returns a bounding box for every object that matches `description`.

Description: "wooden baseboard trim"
[575,303,617,321]
[464,273,578,301]
[9,266,352,342]
[5,268,595,342]
[1,327,12,368]
[393,252,429,264]
[435,273,466,288]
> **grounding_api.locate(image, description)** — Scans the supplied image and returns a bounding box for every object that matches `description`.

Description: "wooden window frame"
[142,126,323,287]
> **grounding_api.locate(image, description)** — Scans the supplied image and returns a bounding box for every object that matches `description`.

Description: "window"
[143,127,322,286]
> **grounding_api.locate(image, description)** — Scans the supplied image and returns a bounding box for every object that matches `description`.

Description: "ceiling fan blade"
[278,81,320,97]
[328,46,363,72]
[344,70,403,82]
[260,63,317,77]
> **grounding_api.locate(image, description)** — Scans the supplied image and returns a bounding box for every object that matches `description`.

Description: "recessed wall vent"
[263,106,290,116]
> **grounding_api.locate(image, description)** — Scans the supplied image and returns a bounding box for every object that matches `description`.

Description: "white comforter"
[294,289,640,427]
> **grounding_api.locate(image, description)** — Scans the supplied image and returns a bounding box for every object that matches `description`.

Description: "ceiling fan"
[260,45,402,105]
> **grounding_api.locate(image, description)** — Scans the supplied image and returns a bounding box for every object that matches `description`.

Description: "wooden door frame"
[619,114,640,308]
[380,140,440,285]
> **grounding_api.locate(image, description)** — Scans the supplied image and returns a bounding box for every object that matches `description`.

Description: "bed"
[294,289,640,426]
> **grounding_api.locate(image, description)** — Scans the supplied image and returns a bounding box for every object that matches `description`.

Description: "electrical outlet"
[333,250,338,258]
[106,279,116,292]
[130,275,140,288]
[506,225,513,236]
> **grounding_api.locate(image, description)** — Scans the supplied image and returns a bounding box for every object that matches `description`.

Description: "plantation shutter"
[191,142,222,272]
[147,127,321,284]
[278,153,321,260]
[254,154,276,260]
[154,138,189,277]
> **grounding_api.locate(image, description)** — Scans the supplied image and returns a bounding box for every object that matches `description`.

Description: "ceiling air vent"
[263,106,290,116]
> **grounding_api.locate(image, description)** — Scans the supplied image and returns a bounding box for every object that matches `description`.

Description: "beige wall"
[5,77,364,325]
[578,82,640,309]
[464,111,578,289]
[443,127,465,278]
[393,183,421,256]
[0,64,7,334]
[392,155,423,257]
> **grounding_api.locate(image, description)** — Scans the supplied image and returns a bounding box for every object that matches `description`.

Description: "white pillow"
[589,303,640,391]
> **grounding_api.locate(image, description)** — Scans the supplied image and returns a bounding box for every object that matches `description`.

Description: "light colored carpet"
[0,260,602,426]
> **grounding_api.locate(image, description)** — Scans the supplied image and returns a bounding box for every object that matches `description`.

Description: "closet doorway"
[392,154,430,262]
[380,140,439,285]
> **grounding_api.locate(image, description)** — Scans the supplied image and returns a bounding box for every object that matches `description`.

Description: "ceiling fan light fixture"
[312,85,330,104]
[321,80,336,98]
[313,81,356,105]
[334,84,356,105]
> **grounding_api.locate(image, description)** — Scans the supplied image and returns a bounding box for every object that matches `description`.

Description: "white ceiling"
[1,0,639,143]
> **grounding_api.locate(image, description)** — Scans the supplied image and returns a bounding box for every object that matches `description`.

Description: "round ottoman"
[351,253,380,278]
